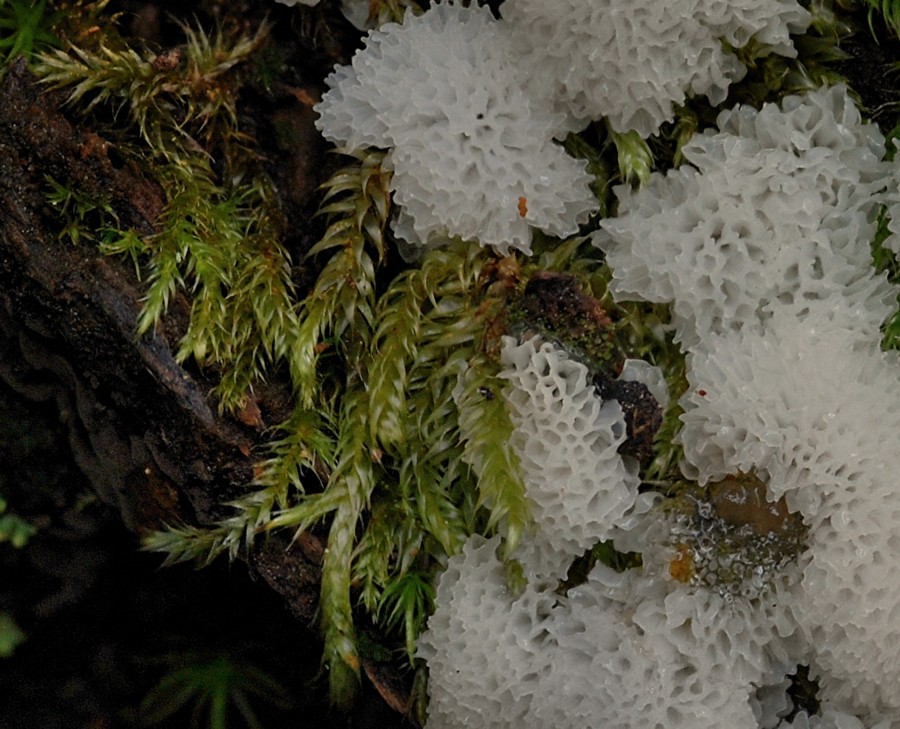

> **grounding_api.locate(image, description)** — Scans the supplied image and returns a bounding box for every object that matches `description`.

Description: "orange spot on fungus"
[517,196,528,218]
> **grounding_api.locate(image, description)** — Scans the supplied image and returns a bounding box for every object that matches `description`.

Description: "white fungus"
[314,1,598,254]
[675,315,900,721]
[422,79,900,727]
[776,709,893,729]
[598,86,900,722]
[881,152,900,257]
[419,535,771,729]
[497,336,640,578]
[678,311,898,515]
[500,0,810,137]
[417,536,558,729]
[594,86,895,349]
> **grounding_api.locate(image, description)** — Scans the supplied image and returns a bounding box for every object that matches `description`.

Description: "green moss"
[871,209,900,352]
[507,271,624,376]
[139,651,292,729]
[558,540,642,596]
[0,0,61,63]
[36,21,298,415]
[861,0,900,38]
[44,174,117,246]
[290,148,391,407]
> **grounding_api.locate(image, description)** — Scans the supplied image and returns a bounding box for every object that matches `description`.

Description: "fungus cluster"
[300,1,900,726]
[315,2,598,254]
[593,87,900,725]
[497,335,641,579]
[421,87,900,728]
[314,0,813,254]
[501,0,810,137]
[595,85,893,349]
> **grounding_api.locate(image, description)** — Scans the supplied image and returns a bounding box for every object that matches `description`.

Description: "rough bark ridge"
[0,59,410,718]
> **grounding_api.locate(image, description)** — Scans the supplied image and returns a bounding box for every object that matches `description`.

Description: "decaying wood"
[0,59,411,720]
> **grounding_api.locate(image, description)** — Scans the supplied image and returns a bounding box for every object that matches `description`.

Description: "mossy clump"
[508,270,624,375]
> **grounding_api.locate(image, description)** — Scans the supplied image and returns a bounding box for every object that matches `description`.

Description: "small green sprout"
[139,651,293,729]
[871,208,900,352]
[377,571,435,662]
[607,124,654,187]
[44,175,118,246]
[0,0,60,63]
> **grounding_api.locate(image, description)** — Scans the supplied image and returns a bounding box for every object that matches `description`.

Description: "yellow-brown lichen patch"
[668,545,694,583]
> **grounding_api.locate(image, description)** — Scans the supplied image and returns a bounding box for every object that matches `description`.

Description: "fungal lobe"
[513,271,663,463]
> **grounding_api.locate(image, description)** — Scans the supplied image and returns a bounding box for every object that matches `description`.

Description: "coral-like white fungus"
[314,1,598,254]
[679,312,899,514]
[881,153,900,257]
[678,313,900,719]
[597,86,900,723]
[419,534,795,729]
[594,86,895,349]
[500,0,810,137]
[417,536,557,729]
[497,336,640,577]
[422,80,900,727]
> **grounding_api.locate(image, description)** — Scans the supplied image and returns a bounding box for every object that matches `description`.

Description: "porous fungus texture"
[623,560,801,690]
[594,86,894,349]
[881,153,900,257]
[591,82,900,724]
[534,568,769,729]
[418,535,773,729]
[679,312,900,519]
[794,431,900,724]
[417,536,557,729]
[498,336,641,578]
[500,0,810,137]
[679,312,900,722]
[314,1,598,254]
[776,709,893,729]
[624,494,804,687]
